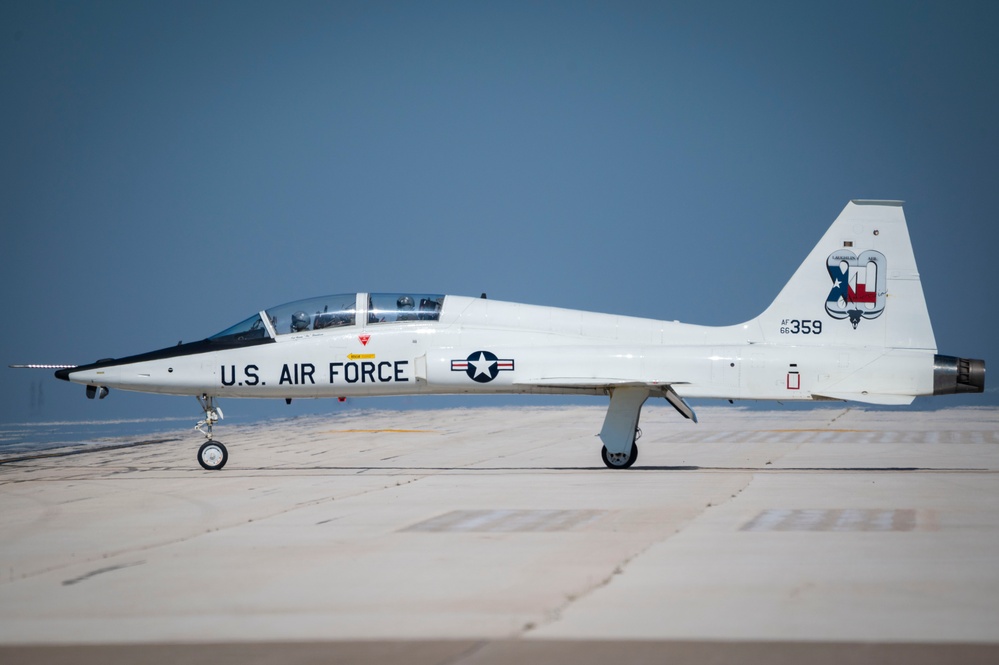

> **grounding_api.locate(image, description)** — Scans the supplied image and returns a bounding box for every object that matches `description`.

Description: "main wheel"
[601,442,638,469]
[198,441,228,470]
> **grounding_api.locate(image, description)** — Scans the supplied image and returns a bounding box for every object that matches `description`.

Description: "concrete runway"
[1,404,998,663]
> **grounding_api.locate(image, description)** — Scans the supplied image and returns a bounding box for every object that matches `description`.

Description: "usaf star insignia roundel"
[451,351,515,383]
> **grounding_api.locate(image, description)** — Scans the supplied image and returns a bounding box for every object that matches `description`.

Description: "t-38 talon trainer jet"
[14,201,985,470]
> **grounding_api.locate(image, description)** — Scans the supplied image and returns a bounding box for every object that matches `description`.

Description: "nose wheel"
[198,440,228,470]
[195,395,228,470]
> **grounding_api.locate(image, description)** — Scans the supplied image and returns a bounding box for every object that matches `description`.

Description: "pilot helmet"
[291,311,311,332]
[397,296,415,310]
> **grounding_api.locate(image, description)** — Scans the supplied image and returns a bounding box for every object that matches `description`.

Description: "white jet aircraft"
[19,201,985,470]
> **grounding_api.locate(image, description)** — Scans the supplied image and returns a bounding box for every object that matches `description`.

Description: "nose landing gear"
[195,394,228,470]
[198,440,228,470]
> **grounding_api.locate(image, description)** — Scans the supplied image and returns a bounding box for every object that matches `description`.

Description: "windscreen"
[208,313,268,342]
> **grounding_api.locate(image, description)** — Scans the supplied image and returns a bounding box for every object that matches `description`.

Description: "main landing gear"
[601,427,640,469]
[195,394,228,470]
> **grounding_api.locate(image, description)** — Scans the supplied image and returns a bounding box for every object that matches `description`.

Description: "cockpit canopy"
[367,293,445,324]
[208,293,445,343]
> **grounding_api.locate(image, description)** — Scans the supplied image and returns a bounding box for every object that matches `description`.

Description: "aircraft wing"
[812,391,916,405]
[513,379,697,422]
[512,378,656,388]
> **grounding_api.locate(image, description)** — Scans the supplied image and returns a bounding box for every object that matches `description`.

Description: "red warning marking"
[787,372,800,390]
[359,334,371,346]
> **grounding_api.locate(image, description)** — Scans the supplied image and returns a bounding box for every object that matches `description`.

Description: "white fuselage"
[50,201,985,471]
[64,294,935,405]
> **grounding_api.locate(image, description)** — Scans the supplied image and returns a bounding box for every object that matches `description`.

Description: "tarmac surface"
[1,404,998,663]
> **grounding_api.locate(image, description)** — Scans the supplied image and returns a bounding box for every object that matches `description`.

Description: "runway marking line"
[322,429,439,434]
[742,508,919,532]
[761,429,871,433]
[404,509,606,532]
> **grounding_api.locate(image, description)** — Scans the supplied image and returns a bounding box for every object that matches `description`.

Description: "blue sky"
[2,1,997,429]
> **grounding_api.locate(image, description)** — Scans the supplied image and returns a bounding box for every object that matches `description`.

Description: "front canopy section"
[265,294,359,335]
[207,292,448,346]
[208,294,358,343]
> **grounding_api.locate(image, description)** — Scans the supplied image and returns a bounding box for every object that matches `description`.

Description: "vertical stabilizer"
[755,200,936,351]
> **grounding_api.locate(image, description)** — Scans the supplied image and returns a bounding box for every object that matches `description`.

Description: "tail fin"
[755,200,936,351]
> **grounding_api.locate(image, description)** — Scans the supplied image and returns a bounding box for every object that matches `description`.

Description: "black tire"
[601,442,638,469]
[198,441,228,470]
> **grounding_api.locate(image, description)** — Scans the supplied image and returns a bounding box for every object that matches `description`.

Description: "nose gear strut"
[195,394,228,470]
[195,394,223,439]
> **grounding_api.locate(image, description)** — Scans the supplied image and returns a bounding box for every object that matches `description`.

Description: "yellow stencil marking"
[348,354,376,360]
